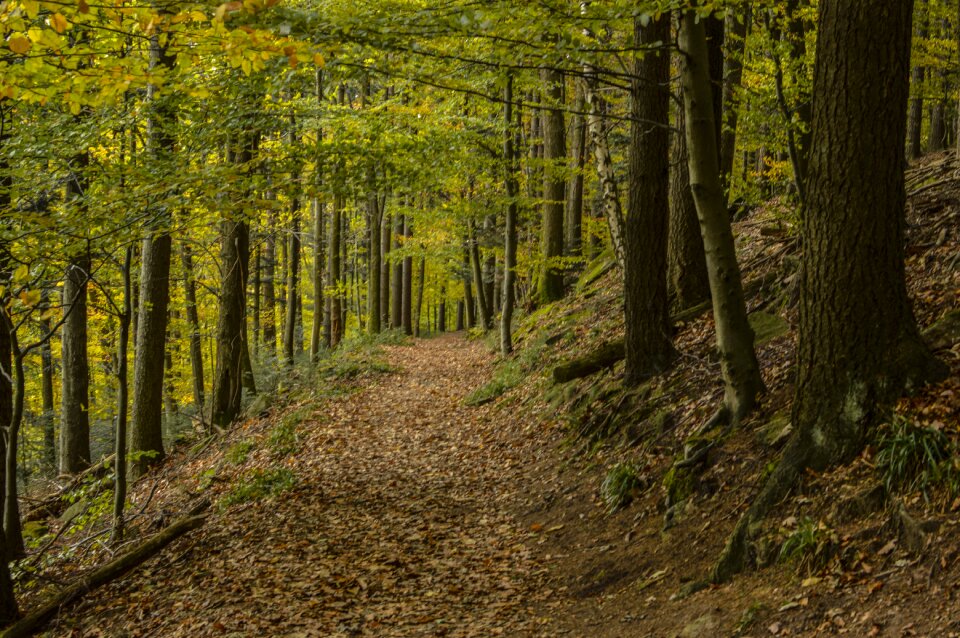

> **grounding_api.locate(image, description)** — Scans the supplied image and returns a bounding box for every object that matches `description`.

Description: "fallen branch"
[1,514,207,638]
[553,340,625,383]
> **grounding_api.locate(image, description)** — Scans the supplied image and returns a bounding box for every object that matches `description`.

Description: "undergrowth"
[219,468,297,509]
[465,333,548,406]
[600,462,645,513]
[778,517,838,575]
[876,416,958,500]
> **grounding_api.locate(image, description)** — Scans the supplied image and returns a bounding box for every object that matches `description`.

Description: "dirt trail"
[51,334,559,637]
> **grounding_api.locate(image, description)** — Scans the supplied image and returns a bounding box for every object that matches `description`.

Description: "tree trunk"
[583,67,625,269]
[680,11,763,425]
[669,93,711,311]
[793,0,943,468]
[401,217,413,336]
[380,207,391,329]
[367,178,382,335]
[538,63,566,303]
[262,206,277,357]
[211,218,248,428]
[311,69,326,360]
[624,14,674,386]
[60,253,91,474]
[566,80,586,257]
[328,193,343,347]
[714,0,946,584]
[284,199,300,365]
[720,6,750,192]
[501,76,519,355]
[468,220,491,329]
[462,247,476,328]
[391,213,403,329]
[131,21,177,475]
[180,244,205,419]
[414,257,426,337]
[112,247,133,543]
[39,290,56,468]
[909,0,929,159]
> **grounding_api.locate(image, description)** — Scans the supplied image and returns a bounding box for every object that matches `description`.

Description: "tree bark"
[131,19,177,476]
[401,216,413,336]
[909,0,929,159]
[112,247,133,543]
[501,76,519,355]
[680,11,763,425]
[624,14,674,386]
[538,63,566,303]
[720,6,750,192]
[669,99,711,311]
[468,220,491,329]
[60,252,91,474]
[391,212,403,329]
[566,80,586,257]
[583,68,625,269]
[328,193,343,347]
[714,0,946,584]
[211,218,248,428]
[180,244,205,420]
[39,290,56,468]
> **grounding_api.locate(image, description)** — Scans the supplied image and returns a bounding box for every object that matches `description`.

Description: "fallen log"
[1,514,207,638]
[553,340,625,383]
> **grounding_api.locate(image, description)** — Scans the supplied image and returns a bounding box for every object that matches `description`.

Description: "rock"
[923,307,960,350]
[59,498,90,524]
[758,413,792,448]
[678,611,720,637]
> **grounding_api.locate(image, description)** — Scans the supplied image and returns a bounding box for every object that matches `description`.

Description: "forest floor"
[18,151,960,637]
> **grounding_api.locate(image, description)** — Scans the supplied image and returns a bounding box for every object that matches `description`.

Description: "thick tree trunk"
[669,100,711,311]
[501,76,519,355]
[714,0,945,585]
[538,64,566,303]
[624,15,674,386]
[794,0,943,468]
[60,253,91,474]
[680,11,763,425]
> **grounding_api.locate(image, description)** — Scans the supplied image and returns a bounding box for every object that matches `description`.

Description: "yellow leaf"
[20,289,40,308]
[49,12,69,33]
[21,0,39,19]
[313,53,325,67]
[12,265,28,283]
[8,36,31,55]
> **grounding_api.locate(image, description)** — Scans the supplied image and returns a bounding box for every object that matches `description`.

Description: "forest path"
[55,333,556,637]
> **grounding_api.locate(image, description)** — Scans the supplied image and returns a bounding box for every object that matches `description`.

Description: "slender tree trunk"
[462,247,476,328]
[112,247,133,543]
[624,15,674,386]
[60,252,91,474]
[680,11,763,425]
[180,243,204,420]
[262,206,277,357]
[501,76,520,355]
[909,0,929,158]
[468,220,491,329]
[39,290,56,468]
[211,218,248,428]
[583,67,626,269]
[367,179,382,335]
[328,193,343,347]
[720,6,750,192]
[414,257,426,337]
[380,206,391,329]
[131,21,177,475]
[539,63,566,303]
[566,80,586,257]
[401,217,413,336]
[391,212,403,329]
[284,200,300,365]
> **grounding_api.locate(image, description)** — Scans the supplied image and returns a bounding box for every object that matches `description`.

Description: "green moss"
[219,468,296,509]
[226,439,255,465]
[748,311,790,345]
[663,464,697,506]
